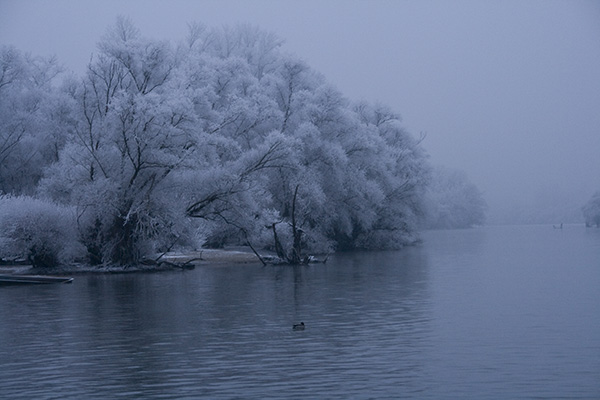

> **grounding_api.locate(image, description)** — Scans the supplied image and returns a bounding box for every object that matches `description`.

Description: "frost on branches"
[0,19,429,266]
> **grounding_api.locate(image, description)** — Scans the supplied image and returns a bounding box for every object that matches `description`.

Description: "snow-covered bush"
[0,195,83,268]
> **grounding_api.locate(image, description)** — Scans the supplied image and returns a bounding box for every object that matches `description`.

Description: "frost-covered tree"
[345,102,429,248]
[179,25,429,259]
[40,18,197,266]
[5,20,431,266]
[423,166,486,229]
[582,191,600,228]
[0,46,66,194]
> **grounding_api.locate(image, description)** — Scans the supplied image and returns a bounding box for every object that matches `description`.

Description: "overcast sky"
[1,0,599,223]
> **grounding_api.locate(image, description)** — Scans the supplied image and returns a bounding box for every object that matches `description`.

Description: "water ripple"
[1,226,599,398]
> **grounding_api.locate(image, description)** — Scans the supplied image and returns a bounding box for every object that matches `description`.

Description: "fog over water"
[2,0,599,224]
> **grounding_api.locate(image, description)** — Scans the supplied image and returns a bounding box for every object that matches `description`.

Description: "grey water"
[1,225,599,399]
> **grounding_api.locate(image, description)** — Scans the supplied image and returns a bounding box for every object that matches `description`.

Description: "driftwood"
[159,260,198,270]
[140,257,200,270]
[0,257,29,266]
[302,254,329,264]
[257,253,329,266]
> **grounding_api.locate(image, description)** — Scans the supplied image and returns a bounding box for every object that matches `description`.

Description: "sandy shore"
[161,248,267,265]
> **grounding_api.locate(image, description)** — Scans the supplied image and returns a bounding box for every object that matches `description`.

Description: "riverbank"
[0,247,269,275]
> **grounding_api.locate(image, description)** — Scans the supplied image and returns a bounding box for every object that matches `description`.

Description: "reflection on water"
[1,225,599,399]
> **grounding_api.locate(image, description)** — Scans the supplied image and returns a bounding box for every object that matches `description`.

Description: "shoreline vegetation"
[0,21,429,270]
[0,247,329,275]
[0,20,488,273]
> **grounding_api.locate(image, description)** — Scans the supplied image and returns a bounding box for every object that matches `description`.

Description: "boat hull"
[0,274,74,285]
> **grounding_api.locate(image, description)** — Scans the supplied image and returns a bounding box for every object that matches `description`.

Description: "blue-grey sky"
[1,0,599,223]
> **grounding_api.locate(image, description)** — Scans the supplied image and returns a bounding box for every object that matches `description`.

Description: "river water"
[1,225,599,399]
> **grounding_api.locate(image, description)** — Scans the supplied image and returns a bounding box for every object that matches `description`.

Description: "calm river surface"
[1,225,599,399]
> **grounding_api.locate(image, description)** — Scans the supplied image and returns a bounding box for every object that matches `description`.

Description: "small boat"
[0,274,74,286]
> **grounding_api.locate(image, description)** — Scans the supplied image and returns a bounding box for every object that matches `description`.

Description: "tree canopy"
[0,19,432,266]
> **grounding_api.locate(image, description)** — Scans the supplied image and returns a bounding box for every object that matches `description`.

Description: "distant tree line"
[422,166,487,229]
[0,19,484,268]
[583,192,600,227]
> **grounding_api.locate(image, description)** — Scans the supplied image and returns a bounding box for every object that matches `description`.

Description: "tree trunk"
[289,184,303,264]
[108,213,140,267]
[271,223,287,261]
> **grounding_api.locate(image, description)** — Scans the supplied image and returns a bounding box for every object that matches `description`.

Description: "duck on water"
[293,322,305,330]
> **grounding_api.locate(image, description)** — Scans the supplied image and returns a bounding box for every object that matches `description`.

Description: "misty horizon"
[1,0,600,224]
[1,4,600,397]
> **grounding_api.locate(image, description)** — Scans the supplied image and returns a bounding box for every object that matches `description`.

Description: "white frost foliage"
[0,195,84,266]
[2,21,432,261]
